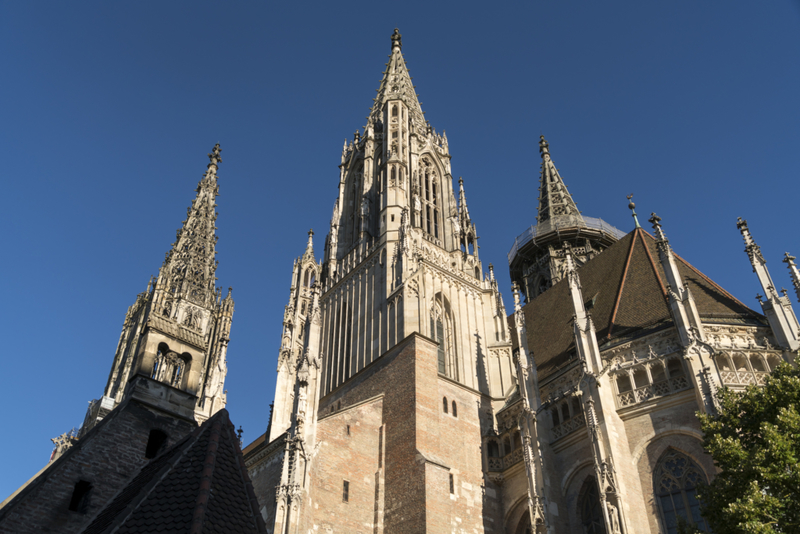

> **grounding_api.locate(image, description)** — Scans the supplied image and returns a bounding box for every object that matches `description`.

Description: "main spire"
[367,28,424,129]
[161,144,221,308]
[536,135,583,225]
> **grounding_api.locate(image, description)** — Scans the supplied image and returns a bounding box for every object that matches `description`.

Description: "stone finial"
[226,287,233,299]
[208,143,222,167]
[783,252,800,303]
[539,135,550,159]
[488,263,495,281]
[737,217,764,263]
[649,212,668,242]
[391,28,402,51]
[627,194,641,229]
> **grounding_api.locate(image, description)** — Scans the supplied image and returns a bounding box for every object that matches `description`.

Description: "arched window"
[503,438,511,456]
[487,440,499,458]
[578,477,605,534]
[513,431,522,449]
[654,448,710,533]
[452,400,457,418]
[443,397,448,414]
[419,158,442,241]
[431,296,457,379]
[392,105,398,117]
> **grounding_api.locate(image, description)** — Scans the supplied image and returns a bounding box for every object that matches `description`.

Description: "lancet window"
[431,297,456,379]
[654,449,709,533]
[578,477,605,534]
[419,158,442,243]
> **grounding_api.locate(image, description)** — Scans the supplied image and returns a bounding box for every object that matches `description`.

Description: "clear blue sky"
[1,1,799,500]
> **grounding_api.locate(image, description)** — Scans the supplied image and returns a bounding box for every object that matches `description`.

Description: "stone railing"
[487,457,503,471]
[552,412,586,440]
[720,370,768,387]
[617,376,691,407]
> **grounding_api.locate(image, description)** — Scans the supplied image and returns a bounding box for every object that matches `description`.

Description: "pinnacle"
[535,136,583,225]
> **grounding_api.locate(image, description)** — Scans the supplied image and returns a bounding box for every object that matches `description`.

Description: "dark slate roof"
[515,228,763,383]
[83,409,266,534]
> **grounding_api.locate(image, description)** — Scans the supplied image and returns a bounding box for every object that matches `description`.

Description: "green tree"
[697,362,800,533]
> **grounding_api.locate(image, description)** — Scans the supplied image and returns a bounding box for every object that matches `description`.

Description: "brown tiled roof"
[83,409,266,534]
[241,432,266,456]
[515,229,763,383]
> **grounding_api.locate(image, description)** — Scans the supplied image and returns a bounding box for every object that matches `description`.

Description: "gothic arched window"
[431,296,456,379]
[420,158,442,241]
[654,449,710,533]
[578,477,605,534]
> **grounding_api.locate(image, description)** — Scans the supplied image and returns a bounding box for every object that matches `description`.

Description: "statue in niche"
[162,300,172,318]
[606,501,621,534]
[361,196,370,219]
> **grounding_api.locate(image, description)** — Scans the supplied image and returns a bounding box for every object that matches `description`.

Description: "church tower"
[250,30,515,533]
[81,144,234,435]
[316,28,513,397]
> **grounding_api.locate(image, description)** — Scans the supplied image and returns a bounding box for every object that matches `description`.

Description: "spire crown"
[539,135,550,160]
[391,28,402,51]
[208,143,222,169]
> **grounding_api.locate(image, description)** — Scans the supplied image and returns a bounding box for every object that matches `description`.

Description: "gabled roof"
[83,409,266,534]
[516,228,763,382]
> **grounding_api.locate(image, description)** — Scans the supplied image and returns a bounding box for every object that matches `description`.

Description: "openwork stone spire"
[537,135,583,224]
[367,28,425,130]
[161,144,221,308]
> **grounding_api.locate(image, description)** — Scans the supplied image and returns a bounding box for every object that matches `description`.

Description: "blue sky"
[1,1,799,499]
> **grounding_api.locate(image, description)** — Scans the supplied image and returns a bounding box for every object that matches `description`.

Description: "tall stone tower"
[250,30,515,533]
[508,136,625,301]
[81,144,234,435]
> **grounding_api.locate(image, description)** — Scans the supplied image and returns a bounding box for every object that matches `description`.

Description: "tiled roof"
[516,228,763,383]
[83,409,266,534]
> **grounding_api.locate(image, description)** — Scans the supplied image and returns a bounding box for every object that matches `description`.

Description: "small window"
[452,401,457,418]
[443,397,448,414]
[342,480,349,502]
[68,480,92,513]
[346,425,350,436]
[449,473,454,494]
[392,105,398,117]
[488,440,499,458]
[145,429,168,459]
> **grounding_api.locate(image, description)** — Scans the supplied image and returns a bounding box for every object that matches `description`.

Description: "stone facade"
[246,30,800,534]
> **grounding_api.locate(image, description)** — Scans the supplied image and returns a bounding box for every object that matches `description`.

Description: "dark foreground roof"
[516,228,762,382]
[83,409,266,534]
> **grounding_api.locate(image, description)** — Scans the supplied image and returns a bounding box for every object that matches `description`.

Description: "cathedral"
[2,29,800,534]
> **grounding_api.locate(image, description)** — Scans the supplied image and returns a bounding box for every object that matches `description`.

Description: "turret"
[270,230,321,442]
[508,136,624,301]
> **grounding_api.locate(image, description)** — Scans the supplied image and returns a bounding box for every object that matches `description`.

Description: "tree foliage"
[697,362,800,533]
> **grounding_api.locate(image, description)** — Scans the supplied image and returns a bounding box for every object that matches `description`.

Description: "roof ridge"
[82,417,207,534]
[227,417,269,533]
[638,229,668,297]
[607,230,639,339]
[189,411,226,534]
